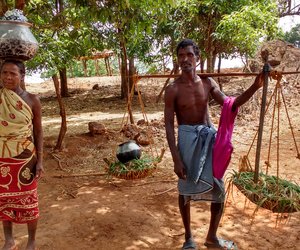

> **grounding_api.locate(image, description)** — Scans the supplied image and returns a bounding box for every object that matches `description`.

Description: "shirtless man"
[0,60,43,250]
[164,39,263,249]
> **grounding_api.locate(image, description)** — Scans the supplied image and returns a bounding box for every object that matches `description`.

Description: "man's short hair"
[176,39,200,57]
[0,59,25,76]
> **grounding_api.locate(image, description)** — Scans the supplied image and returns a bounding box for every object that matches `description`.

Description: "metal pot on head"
[0,20,38,61]
[0,10,38,61]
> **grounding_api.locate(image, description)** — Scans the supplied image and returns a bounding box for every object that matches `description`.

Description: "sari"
[0,88,39,223]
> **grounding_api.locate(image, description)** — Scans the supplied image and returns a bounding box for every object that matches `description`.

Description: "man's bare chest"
[176,84,209,107]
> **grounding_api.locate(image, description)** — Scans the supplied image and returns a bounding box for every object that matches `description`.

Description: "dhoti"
[177,125,225,203]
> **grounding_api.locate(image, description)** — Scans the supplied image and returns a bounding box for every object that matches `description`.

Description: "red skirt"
[0,149,39,223]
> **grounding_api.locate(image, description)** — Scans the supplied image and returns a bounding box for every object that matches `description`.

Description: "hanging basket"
[231,171,300,213]
[104,156,159,180]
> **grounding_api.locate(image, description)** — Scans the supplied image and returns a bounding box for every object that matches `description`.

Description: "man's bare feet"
[204,238,237,249]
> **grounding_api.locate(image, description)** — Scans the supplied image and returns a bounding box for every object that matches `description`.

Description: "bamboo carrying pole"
[254,51,271,183]
[136,71,300,80]
[134,66,300,182]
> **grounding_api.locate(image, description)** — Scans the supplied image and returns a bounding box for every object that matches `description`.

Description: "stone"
[92,84,100,90]
[88,122,106,136]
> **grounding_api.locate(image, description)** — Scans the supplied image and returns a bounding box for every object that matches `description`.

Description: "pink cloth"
[213,97,238,179]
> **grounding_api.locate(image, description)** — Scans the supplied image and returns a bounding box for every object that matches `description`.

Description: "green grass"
[231,171,300,213]
[107,155,159,175]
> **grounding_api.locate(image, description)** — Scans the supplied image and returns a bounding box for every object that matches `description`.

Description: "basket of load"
[104,140,165,180]
[230,171,300,213]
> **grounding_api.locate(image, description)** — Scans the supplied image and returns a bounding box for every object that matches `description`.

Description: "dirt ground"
[3,72,300,250]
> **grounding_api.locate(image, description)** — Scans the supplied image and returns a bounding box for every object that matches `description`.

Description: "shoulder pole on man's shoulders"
[254,49,271,183]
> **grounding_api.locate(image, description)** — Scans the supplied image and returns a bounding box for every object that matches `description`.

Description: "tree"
[23,0,104,150]
[84,0,172,101]
[25,0,103,97]
[213,1,280,69]
[153,3,191,73]
[153,1,280,73]
[278,0,300,17]
[0,0,26,15]
[284,23,300,47]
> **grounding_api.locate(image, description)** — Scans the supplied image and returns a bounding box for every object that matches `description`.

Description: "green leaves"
[23,0,281,75]
[284,23,300,48]
[232,171,300,213]
[215,1,280,57]
[25,1,104,74]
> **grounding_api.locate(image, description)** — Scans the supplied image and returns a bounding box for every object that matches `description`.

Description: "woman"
[0,60,43,250]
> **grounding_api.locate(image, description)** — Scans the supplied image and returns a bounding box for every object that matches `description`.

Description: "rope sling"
[104,74,164,180]
[232,69,300,213]
[107,64,300,210]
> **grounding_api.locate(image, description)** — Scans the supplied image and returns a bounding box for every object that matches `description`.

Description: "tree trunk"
[206,50,214,73]
[0,0,26,15]
[278,0,300,17]
[162,55,166,73]
[120,39,128,100]
[15,0,26,10]
[59,68,69,97]
[57,0,64,12]
[156,66,176,103]
[119,38,134,124]
[0,0,8,15]
[82,60,87,77]
[118,25,134,123]
[69,65,74,78]
[170,39,180,75]
[104,58,109,76]
[52,74,67,151]
[212,53,217,71]
[120,54,127,99]
[199,57,205,73]
[205,15,214,73]
[117,55,121,75]
[128,57,136,95]
[95,59,99,76]
[106,57,112,76]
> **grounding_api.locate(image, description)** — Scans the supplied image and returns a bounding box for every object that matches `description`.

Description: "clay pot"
[0,20,38,61]
[116,140,141,164]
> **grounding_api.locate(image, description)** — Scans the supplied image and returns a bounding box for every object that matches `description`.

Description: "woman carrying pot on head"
[0,59,43,250]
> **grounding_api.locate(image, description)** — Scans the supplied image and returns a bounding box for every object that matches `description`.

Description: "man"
[0,60,43,250]
[164,39,263,249]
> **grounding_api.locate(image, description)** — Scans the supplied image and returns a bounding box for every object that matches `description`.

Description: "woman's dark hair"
[176,39,200,57]
[0,59,25,76]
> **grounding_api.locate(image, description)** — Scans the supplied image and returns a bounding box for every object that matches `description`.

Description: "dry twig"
[153,186,177,196]
[52,172,106,178]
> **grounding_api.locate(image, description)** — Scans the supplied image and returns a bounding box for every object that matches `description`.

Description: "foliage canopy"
[17,0,285,76]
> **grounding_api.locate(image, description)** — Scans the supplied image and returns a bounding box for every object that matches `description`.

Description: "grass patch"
[231,171,300,213]
[105,155,161,180]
